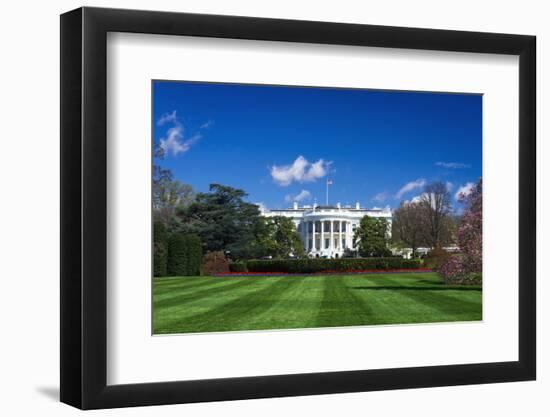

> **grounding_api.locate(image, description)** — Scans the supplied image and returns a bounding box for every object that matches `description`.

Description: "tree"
[266,216,305,258]
[177,184,262,256]
[391,202,426,258]
[167,233,188,276]
[153,220,169,276]
[419,181,453,248]
[185,234,203,276]
[354,216,391,257]
[439,178,483,283]
[153,165,195,226]
[457,178,482,272]
[166,233,202,276]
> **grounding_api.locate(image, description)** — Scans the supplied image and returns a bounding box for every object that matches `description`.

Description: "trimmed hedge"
[244,258,421,274]
[185,234,202,276]
[229,261,248,273]
[167,233,203,276]
[153,220,169,277]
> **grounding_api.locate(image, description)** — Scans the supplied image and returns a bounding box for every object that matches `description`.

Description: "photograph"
[152,81,483,335]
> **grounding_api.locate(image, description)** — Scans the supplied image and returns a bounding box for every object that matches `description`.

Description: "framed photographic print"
[60,6,536,409]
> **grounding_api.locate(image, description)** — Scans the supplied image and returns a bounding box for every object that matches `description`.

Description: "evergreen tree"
[354,216,391,257]
[153,220,169,276]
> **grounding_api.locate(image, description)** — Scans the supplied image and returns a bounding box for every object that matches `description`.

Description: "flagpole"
[326,180,329,206]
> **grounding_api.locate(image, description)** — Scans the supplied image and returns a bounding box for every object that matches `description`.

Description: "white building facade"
[261,202,392,258]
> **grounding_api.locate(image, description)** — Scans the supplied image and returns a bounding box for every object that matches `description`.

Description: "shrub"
[244,257,422,274]
[439,255,482,285]
[185,234,202,276]
[167,233,202,276]
[229,261,248,273]
[167,233,188,276]
[202,251,230,275]
[423,248,451,271]
[153,220,168,277]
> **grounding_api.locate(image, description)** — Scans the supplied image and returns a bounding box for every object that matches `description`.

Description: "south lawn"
[153,272,482,334]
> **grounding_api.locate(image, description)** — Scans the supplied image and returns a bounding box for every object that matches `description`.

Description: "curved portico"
[303,212,355,258]
[261,202,392,259]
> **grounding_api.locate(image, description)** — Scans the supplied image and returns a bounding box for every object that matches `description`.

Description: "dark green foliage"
[153,220,169,277]
[177,184,262,256]
[235,216,305,260]
[201,251,230,275]
[354,216,392,257]
[244,257,421,273]
[167,234,188,276]
[229,261,248,273]
[185,234,202,276]
[166,233,202,276]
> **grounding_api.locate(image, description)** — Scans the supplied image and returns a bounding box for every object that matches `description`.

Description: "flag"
[327,179,333,185]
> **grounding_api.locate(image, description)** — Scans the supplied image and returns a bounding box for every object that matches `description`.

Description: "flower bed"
[214,268,432,277]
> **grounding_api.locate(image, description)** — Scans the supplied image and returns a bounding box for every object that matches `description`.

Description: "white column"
[320,221,325,254]
[329,220,334,254]
[349,222,354,249]
[339,220,343,250]
[305,221,309,252]
[312,221,316,251]
[346,221,352,249]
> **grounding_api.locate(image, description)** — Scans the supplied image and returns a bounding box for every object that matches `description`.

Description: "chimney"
[293,201,298,210]
[355,202,360,210]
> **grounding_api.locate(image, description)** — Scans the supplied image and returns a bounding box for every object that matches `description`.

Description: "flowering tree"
[439,178,482,283]
[458,178,482,273]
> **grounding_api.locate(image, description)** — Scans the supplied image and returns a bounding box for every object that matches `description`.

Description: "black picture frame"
[60,6,536,410]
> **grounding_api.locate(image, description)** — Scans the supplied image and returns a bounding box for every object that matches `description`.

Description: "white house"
[260,202,392,258]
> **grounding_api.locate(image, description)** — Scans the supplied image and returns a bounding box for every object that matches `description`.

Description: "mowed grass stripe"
[169,276,302,333]
[154,277,287,334]
[239,275,325,331]
[152,273,483,334]
[154,278,245,303]
[342,274,455,324]
[153,277,258,314]
[354,275,482,322]
[315,275,373,327]
[154,277,228,299]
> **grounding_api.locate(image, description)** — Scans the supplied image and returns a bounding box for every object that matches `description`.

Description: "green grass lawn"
[153,272,482,334]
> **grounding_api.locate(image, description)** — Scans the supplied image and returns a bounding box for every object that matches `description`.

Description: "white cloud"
[455,182,475,200]
[407,194,425,204]
[157,111,212,157]
[446,181,454,192]
[408,193,439,209]
[435,161,471,169]
[157,110,178,126]
[395,178,427,199]
[284,189,312,203]
[159,126,201,156]
[200,120,214,129]
[270,156,331,186]
[372,191,389,203]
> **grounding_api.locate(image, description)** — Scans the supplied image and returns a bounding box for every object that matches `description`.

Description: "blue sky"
[153,81,482,211]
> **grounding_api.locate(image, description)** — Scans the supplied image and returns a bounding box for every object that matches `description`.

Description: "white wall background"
[0,0,546,415]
